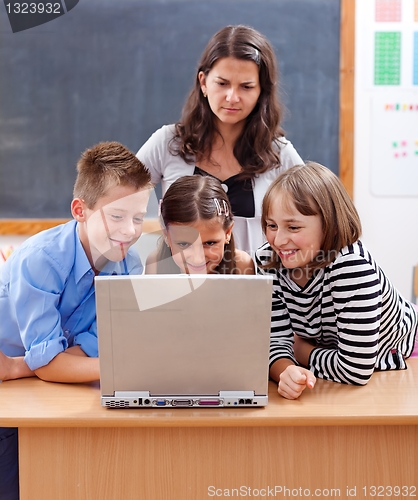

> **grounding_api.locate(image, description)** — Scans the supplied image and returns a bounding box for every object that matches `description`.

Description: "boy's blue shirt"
[0,219,142,370]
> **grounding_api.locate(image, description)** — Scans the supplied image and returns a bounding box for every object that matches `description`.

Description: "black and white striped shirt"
[256,240,418,385]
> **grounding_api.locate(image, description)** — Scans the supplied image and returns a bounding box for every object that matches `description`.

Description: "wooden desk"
[1,360,417,500]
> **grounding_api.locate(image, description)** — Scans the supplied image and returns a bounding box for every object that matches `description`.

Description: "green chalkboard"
[0,0,341,218]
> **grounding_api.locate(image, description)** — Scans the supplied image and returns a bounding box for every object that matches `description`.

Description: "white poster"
[370,93,418,196]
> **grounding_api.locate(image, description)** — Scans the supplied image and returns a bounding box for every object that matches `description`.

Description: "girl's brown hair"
[261,162,362,270]
[157,176,237,274]
[170,25,285,180]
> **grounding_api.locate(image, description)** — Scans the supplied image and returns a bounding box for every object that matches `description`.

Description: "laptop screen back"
[96,274,272,407]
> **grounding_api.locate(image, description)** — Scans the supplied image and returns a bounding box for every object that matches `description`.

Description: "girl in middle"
[145,175,254,275]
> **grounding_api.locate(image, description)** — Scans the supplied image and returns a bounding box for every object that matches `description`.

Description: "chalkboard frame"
[0,0,355,235]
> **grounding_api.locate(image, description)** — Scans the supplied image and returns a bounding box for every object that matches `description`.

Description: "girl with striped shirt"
[256,162,418,400]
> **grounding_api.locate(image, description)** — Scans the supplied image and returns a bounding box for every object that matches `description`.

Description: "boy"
[0,141,151,500]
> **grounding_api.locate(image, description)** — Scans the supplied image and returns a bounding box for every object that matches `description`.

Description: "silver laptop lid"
[96,274,272,403]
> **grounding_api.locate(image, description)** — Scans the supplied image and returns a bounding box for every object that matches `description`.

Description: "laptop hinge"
[115,391,150,398]
[219,391,255,398]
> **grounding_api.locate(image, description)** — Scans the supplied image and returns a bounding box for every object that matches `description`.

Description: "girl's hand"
[278,365,316,400]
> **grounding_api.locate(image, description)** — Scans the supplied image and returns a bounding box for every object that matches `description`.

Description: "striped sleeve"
[256,245,297,367]
[308,250,382,385]
[256,241,417,385]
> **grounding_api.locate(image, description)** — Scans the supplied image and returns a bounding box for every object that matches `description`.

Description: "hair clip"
[213,198,222,216]
[158,199,166,229]
[213,198,229,217]
[222,200,229,217]
[253,48,260,65]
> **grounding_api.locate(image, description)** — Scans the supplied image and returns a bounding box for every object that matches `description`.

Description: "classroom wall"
[354,0,418,299]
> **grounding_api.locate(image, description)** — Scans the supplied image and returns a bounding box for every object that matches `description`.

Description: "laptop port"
[154,399,167,406]
[172,399,193,407]
[143,399,151,405]
[238,399,245,405]
[198,399,221,406]
[245,399,253,405]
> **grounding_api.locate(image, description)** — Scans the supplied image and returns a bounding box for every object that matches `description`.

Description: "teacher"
[137,25,302,256]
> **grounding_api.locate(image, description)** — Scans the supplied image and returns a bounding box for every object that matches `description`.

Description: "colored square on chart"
[375,0,401,22]
[414,33,418,85]
[374,32,401,85]
[415,1,418,22]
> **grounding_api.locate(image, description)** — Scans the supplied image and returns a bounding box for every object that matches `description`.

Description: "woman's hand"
[278,364,316,400]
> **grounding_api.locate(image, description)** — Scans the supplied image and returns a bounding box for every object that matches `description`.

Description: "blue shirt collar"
[74,223,94,283]
[74,222,129,281]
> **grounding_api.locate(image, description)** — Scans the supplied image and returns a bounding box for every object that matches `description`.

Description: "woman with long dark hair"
[137,25,302,256]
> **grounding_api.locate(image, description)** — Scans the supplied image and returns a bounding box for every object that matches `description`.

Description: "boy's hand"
[278,365,316,400]
[0,350,34,381]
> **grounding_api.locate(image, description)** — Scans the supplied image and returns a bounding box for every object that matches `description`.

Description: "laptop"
[95,274,273,408]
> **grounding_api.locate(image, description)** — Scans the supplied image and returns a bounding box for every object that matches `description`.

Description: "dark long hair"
[169,25,285,180]
[156,176,237,274]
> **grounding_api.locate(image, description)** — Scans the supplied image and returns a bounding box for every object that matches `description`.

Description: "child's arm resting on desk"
[0,351,34,381]
[34,346,99,383]
[267,292,316,400]
[7,246,100,383]
[256,260,316,399]
[0,347,99,383]
[270,358,316,400]
[305,253,384,385]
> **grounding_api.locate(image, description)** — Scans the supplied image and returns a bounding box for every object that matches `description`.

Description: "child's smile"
[265,193,323,285]
[77,184,150,269]
[166,219,232,274]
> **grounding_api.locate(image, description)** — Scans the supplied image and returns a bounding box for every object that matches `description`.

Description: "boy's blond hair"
[73,142,151,208]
